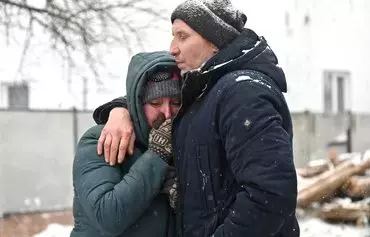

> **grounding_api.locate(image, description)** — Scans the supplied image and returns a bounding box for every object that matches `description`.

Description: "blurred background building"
[0,0,369,236]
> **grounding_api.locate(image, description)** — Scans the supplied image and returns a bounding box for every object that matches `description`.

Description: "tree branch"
[0,0,169,90]
[2,0,57,16]
[14,15,33,80]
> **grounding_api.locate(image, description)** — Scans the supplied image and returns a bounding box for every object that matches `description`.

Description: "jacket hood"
[199,28,287,92]
[126,51,178,146]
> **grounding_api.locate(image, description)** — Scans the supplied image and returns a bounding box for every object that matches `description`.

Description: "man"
[94,0,299,236]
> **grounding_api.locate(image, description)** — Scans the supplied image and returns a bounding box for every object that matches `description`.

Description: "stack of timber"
[297,150,370,226]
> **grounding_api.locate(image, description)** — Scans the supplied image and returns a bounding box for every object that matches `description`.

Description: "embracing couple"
[70,1,299,237]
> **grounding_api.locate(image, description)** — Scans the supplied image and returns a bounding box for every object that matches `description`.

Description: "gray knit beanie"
[142,71,181,103]
[171,0,247,49]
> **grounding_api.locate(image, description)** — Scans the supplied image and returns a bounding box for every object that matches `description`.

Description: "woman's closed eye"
[149,100,162,107]
[171,99,181,106]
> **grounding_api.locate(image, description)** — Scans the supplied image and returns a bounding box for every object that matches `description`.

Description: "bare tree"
[0,0,168,85]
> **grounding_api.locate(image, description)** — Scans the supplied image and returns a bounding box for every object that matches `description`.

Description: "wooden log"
[297,162,329,178]
[341,175,370,198]
[297,157,370,208]
[319,199,370,223]
[296,153,362,178]
[297,175,317,192]
[331,152,363,165]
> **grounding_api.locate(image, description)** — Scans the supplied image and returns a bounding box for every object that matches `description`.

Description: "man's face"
[170,19,218,75]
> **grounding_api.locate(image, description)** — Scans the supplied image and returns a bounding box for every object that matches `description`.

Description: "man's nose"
[170,41,179,56]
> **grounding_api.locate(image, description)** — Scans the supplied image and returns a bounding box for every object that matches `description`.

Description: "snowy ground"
[33,224,73,237]
[32,220,370,237]
[299,217,370,237]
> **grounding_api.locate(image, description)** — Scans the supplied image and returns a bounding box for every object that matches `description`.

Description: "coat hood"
[126,51,178,145]
[201,28,287,92]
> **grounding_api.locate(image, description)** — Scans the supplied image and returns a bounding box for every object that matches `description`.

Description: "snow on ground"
[33,224,73,237]
[299,217,370,237]
[33,220,370,237]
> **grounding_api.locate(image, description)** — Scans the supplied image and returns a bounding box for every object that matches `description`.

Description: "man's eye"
[179,33,187,40]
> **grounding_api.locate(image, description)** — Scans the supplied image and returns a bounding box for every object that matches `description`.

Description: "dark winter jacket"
[171,29,299,237]
[71,51,177,237]
[93,29,299,237]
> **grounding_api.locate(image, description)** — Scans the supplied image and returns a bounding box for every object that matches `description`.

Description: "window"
[323,71,350,114]
[1,82,29,109]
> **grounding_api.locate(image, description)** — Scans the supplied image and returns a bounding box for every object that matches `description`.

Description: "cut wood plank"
[319,199,370,223]
[341,175,370,198]
[297,162,329,178]
[297,157,370,208]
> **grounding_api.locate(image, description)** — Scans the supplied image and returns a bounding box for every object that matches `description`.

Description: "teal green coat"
[71,51,178,237]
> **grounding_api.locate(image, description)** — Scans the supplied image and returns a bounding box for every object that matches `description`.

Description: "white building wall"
[283,0,370,113]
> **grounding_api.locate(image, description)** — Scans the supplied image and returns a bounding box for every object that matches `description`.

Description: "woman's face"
[143,96,181,127]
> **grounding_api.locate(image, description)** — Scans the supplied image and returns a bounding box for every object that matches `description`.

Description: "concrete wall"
[291,112,370,168]
[0,109,95,217]
[1,110,370,216]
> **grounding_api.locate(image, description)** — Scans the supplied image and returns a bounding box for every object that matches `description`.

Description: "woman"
[70,51,180,237]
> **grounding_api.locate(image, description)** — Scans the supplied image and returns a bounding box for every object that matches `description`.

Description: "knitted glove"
[161,166,179,211]
[148,114,173,163]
